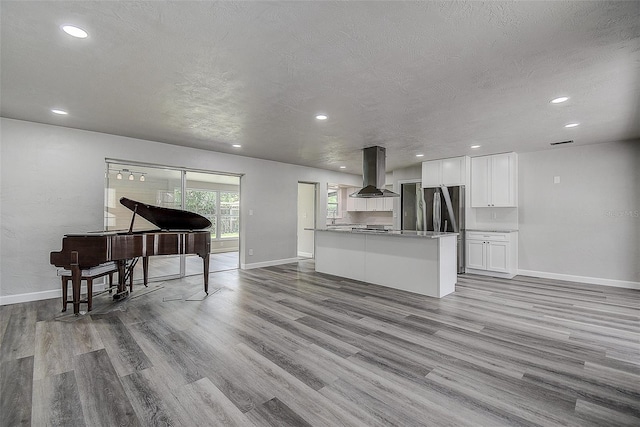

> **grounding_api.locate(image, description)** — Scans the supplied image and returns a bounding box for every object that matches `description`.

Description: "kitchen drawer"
[466,231,509,241]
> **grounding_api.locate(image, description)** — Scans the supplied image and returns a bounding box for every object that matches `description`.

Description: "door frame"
[297,182,318,259]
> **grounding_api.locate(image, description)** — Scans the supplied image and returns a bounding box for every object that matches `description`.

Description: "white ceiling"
[1,1,639,174]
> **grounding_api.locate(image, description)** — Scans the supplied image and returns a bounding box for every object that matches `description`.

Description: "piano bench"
[57,262,119,312]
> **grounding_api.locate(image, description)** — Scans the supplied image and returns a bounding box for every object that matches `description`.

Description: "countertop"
[308,228,458,239]
[326,223,393,228]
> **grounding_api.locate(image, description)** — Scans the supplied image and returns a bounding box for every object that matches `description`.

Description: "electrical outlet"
[249,249,254,256]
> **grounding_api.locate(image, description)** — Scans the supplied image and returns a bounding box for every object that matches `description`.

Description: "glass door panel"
[185,171,240,275]
[105,163,182,281]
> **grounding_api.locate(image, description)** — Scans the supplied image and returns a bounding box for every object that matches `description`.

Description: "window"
[220,191,239,238]
[178,188,239,239]
[327,185,342,219]
[183,189,218,236]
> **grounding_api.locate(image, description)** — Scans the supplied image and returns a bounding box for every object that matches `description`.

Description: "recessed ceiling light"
[61,25,88,39]
[339,166,346,169]
[470,145,481,149]
[416,154,424,157]
[315,114,328,120]
[232,144,242,148]
[550,96,569,104]
[51,109,68,115]
[564,123,580,128]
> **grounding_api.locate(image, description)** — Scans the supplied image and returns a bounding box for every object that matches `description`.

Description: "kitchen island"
[312,228,458,298]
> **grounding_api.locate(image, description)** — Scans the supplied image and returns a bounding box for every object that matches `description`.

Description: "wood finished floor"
[1,261,639,426]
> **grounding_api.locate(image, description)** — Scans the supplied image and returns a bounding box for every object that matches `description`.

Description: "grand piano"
[50,197,212,315]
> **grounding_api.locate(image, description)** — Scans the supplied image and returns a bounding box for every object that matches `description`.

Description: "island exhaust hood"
[350,146,400,198]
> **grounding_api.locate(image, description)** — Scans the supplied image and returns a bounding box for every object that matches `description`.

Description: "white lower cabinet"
[466,240,487,270]
[465,231,518,278]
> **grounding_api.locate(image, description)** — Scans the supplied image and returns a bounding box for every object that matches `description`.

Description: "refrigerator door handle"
[421,187,427,232]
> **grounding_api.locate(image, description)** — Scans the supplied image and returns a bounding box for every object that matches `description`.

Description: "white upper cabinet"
[366,198,383,211]
[345,187,393,211]
[383,197,394,212]
[421,156,469,188]
[471,156,491,206]
[421,160,442,187]
[471,152,518,207]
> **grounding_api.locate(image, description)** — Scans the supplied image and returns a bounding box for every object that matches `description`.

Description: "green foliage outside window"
[327,190,338,218]
[175,189,239,239]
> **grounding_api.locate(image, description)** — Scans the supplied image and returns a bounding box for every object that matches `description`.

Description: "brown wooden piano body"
[50,197,212,315]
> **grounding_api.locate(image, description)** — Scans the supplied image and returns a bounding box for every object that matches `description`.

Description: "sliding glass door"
[105,161,240,283]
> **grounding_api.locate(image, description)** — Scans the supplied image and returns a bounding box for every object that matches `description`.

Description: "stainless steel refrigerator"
[424,186,465,273]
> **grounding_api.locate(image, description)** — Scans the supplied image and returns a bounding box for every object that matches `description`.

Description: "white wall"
[518,140,639,286]
[297,183,316,257]
[0,118,361,302]
[388,144,640,287]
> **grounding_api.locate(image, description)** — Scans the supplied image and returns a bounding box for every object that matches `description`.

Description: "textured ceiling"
[1,1,639,174]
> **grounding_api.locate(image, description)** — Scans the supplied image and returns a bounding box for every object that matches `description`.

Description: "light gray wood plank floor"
[1,260,638,426]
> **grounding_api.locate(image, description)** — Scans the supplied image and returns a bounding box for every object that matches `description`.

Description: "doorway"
[297,182,317,258]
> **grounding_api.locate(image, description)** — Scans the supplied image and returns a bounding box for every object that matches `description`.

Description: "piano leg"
[143,256,149,287]
[71,264,82,315]
[201,252,210,294]
[61,277,68,312]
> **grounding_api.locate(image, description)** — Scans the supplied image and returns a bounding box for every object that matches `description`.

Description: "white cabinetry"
[422,156,469,187]
[465,231,518,278]
[384,197,394,211]
[346,188,394,212]
[471,153,517,207]
[367,198,394,211]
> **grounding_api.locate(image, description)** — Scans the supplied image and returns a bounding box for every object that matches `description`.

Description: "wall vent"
[550,140,574,146]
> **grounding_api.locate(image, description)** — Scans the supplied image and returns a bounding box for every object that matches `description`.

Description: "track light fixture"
[113,168,146,182]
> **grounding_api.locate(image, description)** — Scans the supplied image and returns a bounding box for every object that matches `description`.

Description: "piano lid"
[120,197,212,231]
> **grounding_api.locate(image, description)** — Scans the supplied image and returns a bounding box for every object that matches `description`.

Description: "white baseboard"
[0,283,108,306]
[211,247,239,254]
[518,269,640,290]
[465,268,516,280]
[297,251,313,259]
[241,257,300,270]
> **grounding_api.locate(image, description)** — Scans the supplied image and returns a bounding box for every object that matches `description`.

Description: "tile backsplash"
[329,210,393,226]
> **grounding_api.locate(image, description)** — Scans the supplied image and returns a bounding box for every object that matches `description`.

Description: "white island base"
[314,230,458,298]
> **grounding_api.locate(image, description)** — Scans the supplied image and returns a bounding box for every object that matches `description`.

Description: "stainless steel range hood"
[350,146,400,198]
